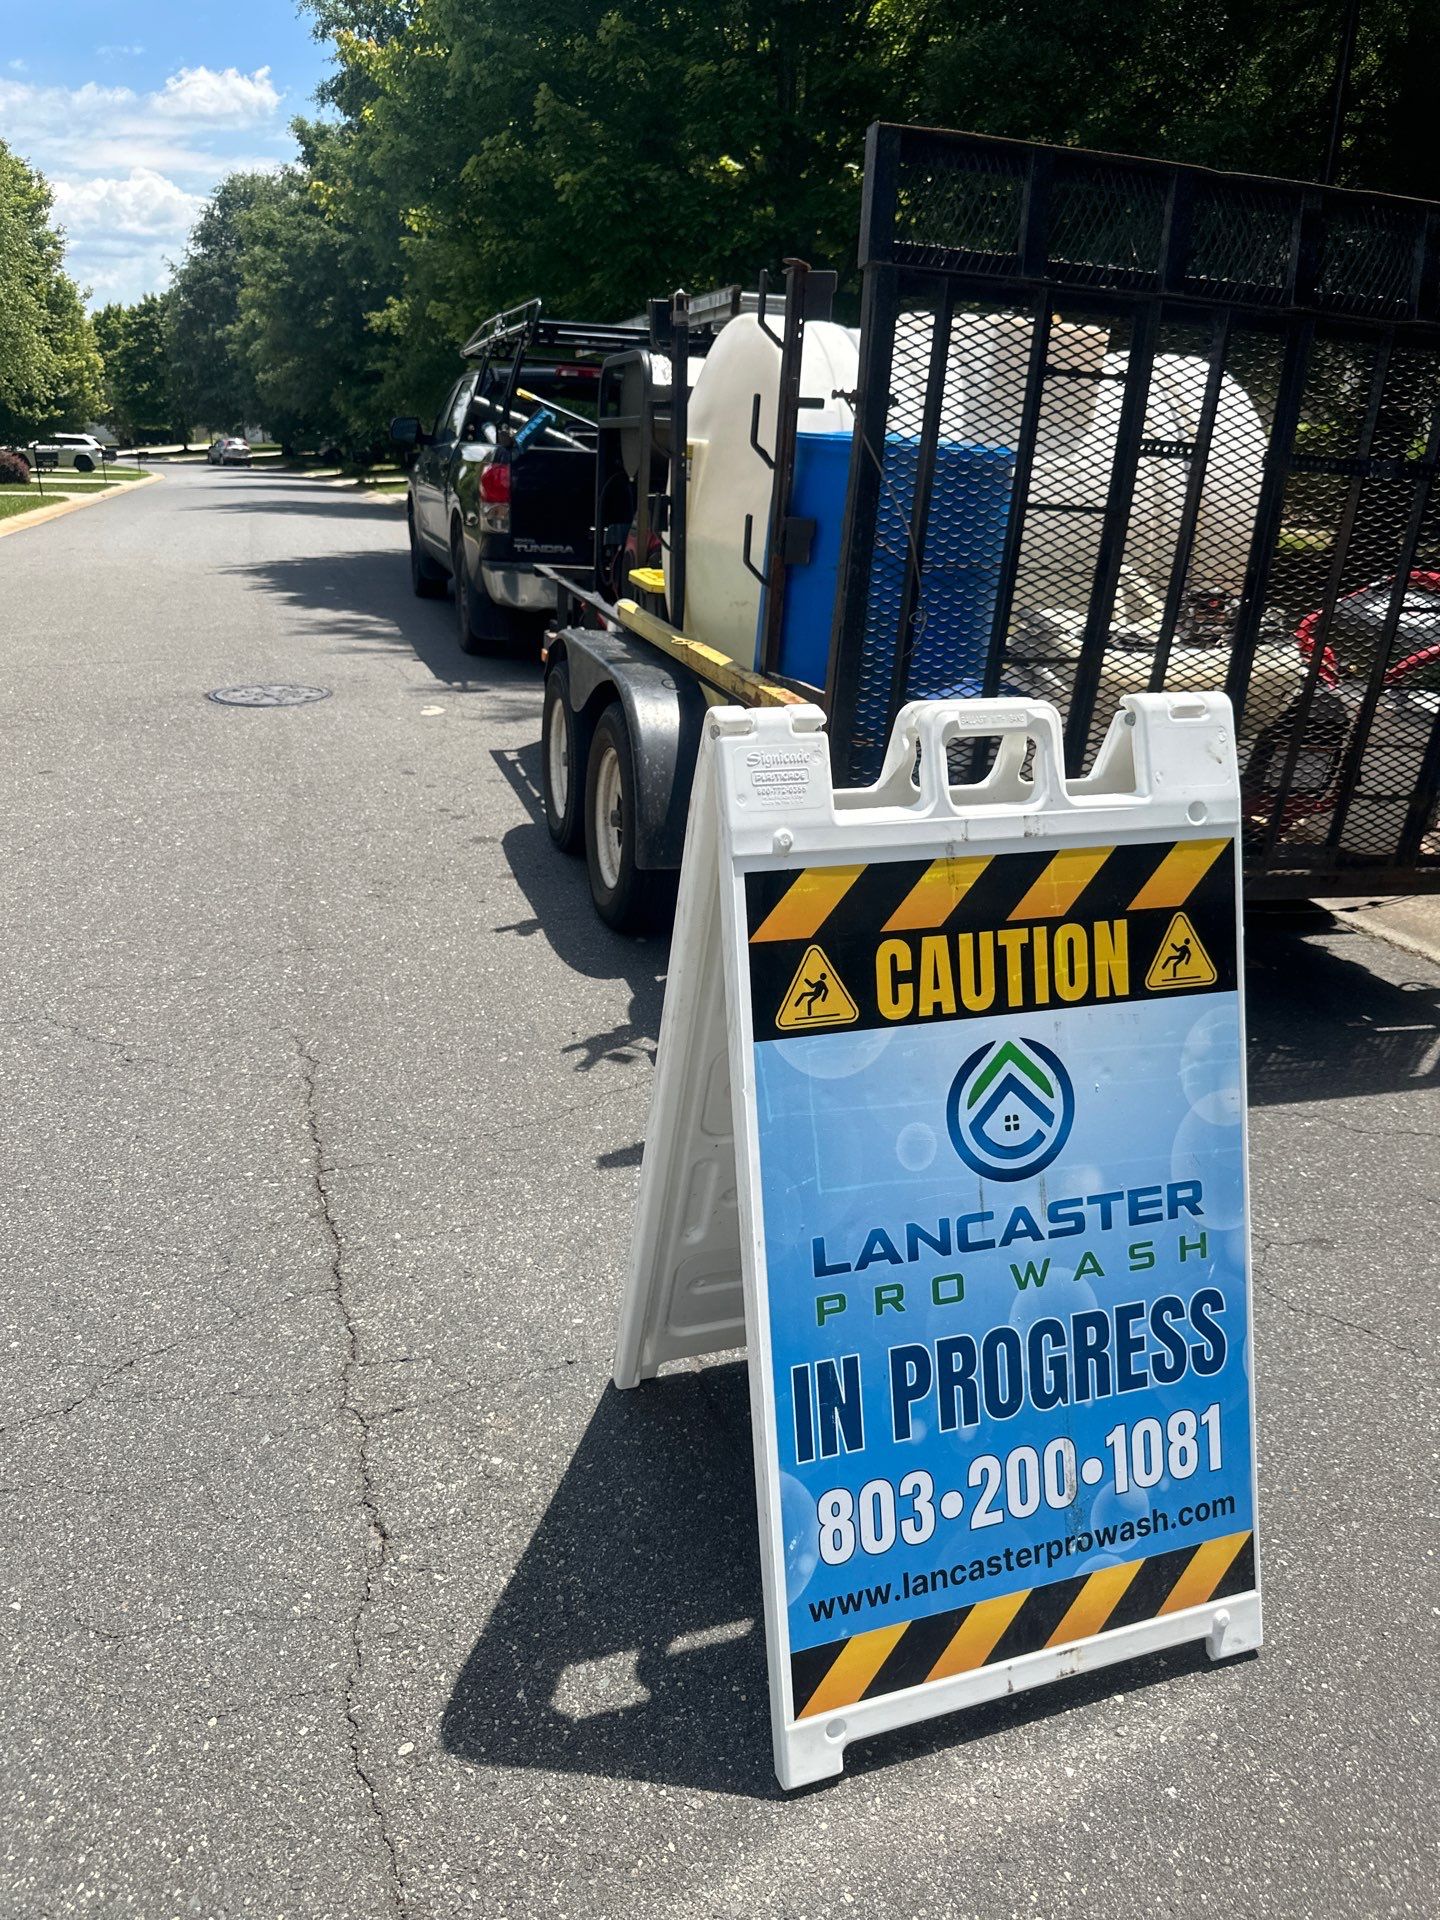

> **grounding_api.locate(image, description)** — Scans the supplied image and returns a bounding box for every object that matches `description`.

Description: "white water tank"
[669,315,858,661]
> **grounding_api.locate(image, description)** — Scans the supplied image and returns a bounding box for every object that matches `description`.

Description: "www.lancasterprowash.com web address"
[806,1494,1239,1624]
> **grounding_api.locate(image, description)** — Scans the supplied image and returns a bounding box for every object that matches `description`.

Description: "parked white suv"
[28,433,110,473]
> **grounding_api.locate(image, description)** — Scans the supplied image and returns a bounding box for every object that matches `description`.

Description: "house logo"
[946,1037,1075,1181]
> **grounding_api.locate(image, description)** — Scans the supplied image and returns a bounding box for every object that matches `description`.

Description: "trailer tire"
[542,661,585,854]
[585,701,672,933]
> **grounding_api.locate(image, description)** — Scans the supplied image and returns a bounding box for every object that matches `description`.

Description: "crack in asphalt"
[1252,1235,1429,1364]
[1303,1109,1440,1145]
[0,1338,187,1442]
[37,1009,184,1072]
[297,1039,405,1916]
[0,1286,331,1444]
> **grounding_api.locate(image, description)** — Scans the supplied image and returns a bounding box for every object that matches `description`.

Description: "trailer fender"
[551,627,707,870]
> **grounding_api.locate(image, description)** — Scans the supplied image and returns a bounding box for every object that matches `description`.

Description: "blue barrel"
[761,430,853,688]
[850,437,1015,779]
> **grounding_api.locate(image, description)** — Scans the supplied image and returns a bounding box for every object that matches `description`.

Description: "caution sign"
[775,945,859,1031]
[1144,911,1218,991]
[615,694,1261,1791]
[745,836,1235,1042]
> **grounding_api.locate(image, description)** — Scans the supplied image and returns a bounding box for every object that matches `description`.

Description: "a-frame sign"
[615,695,1261,1789]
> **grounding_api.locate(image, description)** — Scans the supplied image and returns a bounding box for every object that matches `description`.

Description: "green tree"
[167,173,286,434]
[882,0,1439,197]
[92,301,127,385]
[0,138,103,442]
[232,136,386,453]
[94,294,178,442]
[156,0,1440,446]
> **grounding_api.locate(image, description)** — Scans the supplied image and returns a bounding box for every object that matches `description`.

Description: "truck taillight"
[478,458,510,532]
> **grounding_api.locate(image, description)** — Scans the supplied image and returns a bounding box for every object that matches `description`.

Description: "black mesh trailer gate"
[825,124,1440,896]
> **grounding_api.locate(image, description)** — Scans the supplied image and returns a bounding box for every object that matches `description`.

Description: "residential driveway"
[2,464,1436,1919]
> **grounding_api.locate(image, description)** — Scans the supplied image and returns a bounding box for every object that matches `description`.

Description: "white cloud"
[51,169,206,238]
[0,68,284,165]
[151,65,281,125]
[0,76,140,132]
[96,46,146,59]
[0,65,293,303]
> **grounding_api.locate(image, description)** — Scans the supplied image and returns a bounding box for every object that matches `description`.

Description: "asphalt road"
[2,464,1437,1919]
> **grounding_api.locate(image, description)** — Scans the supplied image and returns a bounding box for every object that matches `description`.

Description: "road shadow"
[1245,911,1440,1106]
[441,1367,1237,1799]
[195,495,409,518]
[490,742,668,1077]
[223,546,542,695]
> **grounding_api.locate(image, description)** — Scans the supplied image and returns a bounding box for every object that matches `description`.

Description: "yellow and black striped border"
[791,1532,1254,1720]
[751,838,1229,945]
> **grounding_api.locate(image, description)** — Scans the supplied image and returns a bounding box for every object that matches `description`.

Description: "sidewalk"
[1331,891,1440,967]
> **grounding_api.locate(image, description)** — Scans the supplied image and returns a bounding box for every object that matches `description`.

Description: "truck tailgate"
[505,444,594,567]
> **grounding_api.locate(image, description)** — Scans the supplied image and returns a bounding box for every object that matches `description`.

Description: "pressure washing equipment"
[665,301,1276,742]
[539,128,1440,928]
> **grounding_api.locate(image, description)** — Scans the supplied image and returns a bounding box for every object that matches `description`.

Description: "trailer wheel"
[542,661,585,854]
[585,701,672,933]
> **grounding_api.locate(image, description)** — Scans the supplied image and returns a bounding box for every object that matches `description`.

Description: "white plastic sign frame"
[615,695,1262,1789]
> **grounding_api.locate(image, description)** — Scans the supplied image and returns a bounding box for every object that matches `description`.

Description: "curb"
[0,472,161,541]
[245,470,408,498]
[1330,895,1440,971]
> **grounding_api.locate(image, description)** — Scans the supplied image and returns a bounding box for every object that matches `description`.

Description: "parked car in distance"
[28,432,110,473]
[207,437,253,466]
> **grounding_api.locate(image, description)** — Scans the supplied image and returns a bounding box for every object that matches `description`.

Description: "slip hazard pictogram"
[1145,911,1219,991]
[775,944,859,1031]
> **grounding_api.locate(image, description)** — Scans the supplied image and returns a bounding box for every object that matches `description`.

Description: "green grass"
[53,465,149,484]
[2,466,148,490]
[0,492,72,519]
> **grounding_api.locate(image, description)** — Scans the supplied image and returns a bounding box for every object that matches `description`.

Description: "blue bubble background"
[753,994,1254,1649]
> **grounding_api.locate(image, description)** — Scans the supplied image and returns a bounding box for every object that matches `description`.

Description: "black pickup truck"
[391,303,645,651]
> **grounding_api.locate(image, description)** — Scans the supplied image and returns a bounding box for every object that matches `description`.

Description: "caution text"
[875,919,1129,1021]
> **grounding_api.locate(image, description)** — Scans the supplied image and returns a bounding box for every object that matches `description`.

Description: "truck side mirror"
[390,415,427,448]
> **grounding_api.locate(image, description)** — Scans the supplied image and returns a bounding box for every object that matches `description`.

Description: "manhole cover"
[206,684,333,708]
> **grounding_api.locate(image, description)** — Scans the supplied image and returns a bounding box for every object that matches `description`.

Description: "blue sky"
[0,2,334,305]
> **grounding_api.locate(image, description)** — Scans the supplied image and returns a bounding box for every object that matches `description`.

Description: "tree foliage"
[105,1,1440,450]
[0,138,104,443]
[94,294,179,442]
[166,173,294,434]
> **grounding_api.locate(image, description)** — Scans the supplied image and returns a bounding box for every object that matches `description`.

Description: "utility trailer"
[539,124,1440,930]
